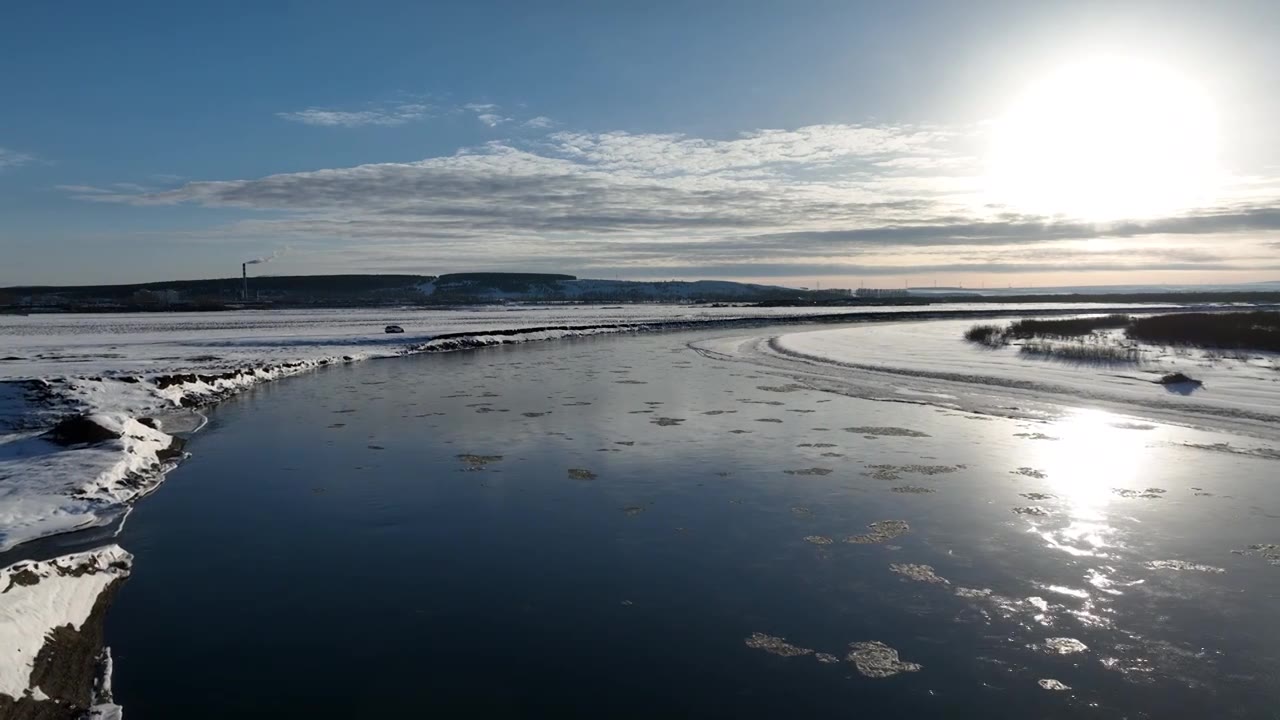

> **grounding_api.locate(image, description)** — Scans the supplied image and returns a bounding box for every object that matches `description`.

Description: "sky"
[2,0,1278,289]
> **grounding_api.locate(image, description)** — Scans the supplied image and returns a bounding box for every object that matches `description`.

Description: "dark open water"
[106,327,1280,718]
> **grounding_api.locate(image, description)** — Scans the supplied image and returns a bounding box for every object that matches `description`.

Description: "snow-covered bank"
[696,318,1280,438]
[1,416,181,552]
[0,302,1186,553]
[0,303,1166,380]
[0,545,131,718]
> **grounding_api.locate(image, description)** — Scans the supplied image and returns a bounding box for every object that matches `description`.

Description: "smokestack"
[242,263,248,301]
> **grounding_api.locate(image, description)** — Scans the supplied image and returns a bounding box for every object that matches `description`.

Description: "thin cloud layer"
[277,103,431,127]
[0,147,36,171]
[277,99,541,131]
[60,122,1280,279]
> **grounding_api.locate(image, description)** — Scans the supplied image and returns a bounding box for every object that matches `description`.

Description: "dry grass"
[1018,340,1143,364]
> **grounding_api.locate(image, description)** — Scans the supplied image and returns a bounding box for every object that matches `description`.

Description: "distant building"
[855,288,911,299]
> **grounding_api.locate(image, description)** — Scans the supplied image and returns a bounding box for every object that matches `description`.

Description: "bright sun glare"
[988,55,1220,222]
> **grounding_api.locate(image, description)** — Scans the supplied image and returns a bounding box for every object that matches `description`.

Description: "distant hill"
[423,274,813,302]
[909,281,1280,297]
[4,274,436,302]
[2,272,824,309]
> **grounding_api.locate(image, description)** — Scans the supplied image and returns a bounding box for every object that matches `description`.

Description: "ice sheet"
[697,317,1280,438]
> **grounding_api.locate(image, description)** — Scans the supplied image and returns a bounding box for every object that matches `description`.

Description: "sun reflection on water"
[1037,409,1150,512]
[1023,409,1154,557]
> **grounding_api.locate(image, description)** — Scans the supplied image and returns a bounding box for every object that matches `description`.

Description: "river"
[101,324,1279,718]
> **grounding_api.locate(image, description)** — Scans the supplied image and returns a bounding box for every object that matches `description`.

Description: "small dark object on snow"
[384,325,405,334]
[1158,372,1202,386]
[44,416,121,446]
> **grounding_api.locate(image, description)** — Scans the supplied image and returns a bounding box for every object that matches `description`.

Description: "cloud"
[460,102,513,127]
[56,184,113,195]
[746,207,1280,248]
[279,98,550,132]
[60,122,1280,278]
[277,102,430,127]
[0,147,35,171]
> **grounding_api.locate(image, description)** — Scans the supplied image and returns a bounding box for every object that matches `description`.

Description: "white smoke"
[243,246,290,266]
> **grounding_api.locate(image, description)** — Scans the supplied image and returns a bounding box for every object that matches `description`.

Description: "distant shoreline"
[6,290,1280,315]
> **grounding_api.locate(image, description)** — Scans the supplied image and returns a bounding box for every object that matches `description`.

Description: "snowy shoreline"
[0,545,130,718]
[694,315,1280,440]
[0,302,1208,554]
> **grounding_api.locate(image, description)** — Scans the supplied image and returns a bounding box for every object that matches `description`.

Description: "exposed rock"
[154,436,187,463]
[42,416,120,446]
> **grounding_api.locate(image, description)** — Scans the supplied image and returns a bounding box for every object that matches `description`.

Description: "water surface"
[107,327,1280,718]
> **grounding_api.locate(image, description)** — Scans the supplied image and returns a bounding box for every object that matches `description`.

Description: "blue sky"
[3,0,1278,287]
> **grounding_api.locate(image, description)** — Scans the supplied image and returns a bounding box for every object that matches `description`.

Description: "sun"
[987,55,1220,222]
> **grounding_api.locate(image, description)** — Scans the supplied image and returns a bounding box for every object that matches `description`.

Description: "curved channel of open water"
[105,325,1278,718]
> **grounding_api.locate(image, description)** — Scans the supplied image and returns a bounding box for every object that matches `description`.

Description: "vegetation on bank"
[1005,314,1133,338]
[1017,339,1143,363]
[963,324,1004,346]
[1126,312,1280,352]
[963,311,1280,362]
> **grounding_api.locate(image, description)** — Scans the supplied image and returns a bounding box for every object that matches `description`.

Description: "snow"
[0,545,132,701]
[704,316,1280,438]
[88,647,122,720]
[0,415,178,551]
[0,302,1181,552]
